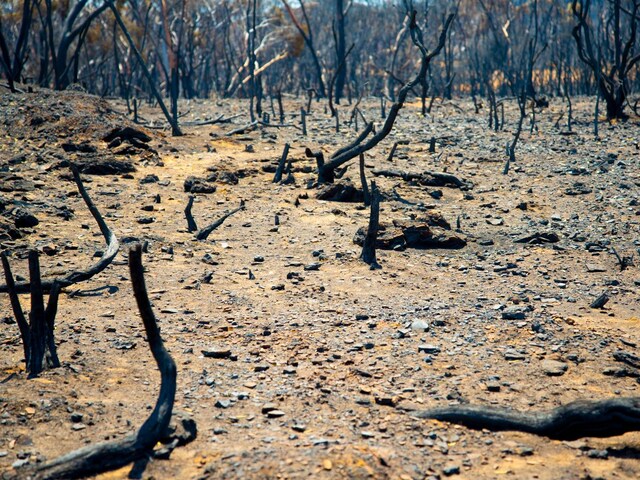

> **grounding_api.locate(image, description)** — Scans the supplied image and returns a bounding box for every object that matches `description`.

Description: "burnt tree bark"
[282,0,326,97]
[334,0,347,104]
[108,0,183,136]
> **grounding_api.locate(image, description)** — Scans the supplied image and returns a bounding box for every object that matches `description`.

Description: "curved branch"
[317,11,455,183]
[0,164,119,294]
[413,397,640,440]
[30,244,180,479]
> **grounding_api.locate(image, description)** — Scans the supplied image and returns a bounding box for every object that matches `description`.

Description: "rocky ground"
[0,86,639,479]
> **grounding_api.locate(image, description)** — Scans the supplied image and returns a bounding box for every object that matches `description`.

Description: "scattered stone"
[418,344,441,354]
[586,263,607,273]
[103,126,152,144]
[70,412,83,423]
[266,410,285,418]
[565,182,592,195]
[443,464,460,476]
[261,403,278,415]
[184,176,216,194]
[586,449,608,459]
[590,292,609,309]
[411,320,429,331]
[13,208,39,228]
[215,399,231,409]
[61,142,96,153]
[515,232,560,244]
[374,396,398,407]
[541,359,568,376]
[504,349,526,361]
[486,381,501,392]
[140,174,159,184]
[354,221,465,251]
[76,159,135,175]
[202,348,232,359]
[316,181,364,202]
[501,307,526,320]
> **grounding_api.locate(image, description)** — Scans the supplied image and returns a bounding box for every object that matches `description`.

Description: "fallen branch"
[225,121,258,136]
[196,201,246,241]
[258,120,301,130]
[182,114,241,126]
[28,244,195,479]
[0,164,119,294]
[371,168,469,189]
[412,397,640,440]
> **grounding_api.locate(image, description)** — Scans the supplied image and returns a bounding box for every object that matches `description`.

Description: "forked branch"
[0,164,119,294]
[28,244,192,479]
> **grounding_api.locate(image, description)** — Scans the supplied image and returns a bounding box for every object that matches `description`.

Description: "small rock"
[266,410,285,418]
[140,174,159,184]
[13,208,39,228]
[541,359,568,376]
[443,464,460,476]
[502,307,526,320]
[261,403,278,414]
[586,449,608,459]
[70,412,83,423]
[418,344,441,354]
[202,348,232,359]
[215,399,231,409]
[411,320,429,331]
[590,292,609,309]
[504,349,526,361]
[486,381,501,392]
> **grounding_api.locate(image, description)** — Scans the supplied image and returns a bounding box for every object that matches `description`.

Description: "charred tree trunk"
[1,251,61,378]
[334,0,347,104]
[360,181,381,269]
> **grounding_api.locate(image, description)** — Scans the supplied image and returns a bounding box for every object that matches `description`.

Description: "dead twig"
[196,201,246,241]
[0,164,119,294]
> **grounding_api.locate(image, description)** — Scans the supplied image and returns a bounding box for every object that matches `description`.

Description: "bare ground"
[1,87,640,479]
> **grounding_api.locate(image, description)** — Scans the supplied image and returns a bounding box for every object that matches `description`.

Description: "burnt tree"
[572,0,640,120]
[312,10,454,184]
